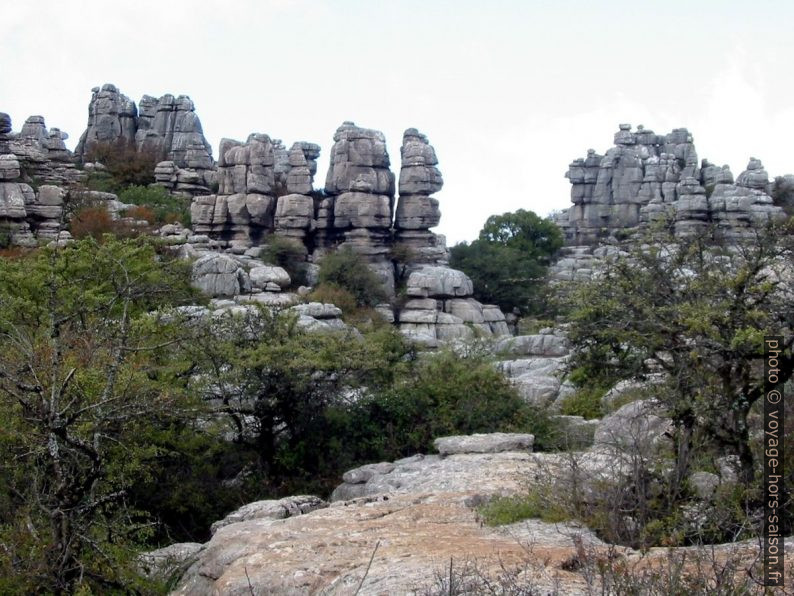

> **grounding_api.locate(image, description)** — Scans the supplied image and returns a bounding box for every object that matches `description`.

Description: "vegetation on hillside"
[450,209,562,315]
[0,236,547,593]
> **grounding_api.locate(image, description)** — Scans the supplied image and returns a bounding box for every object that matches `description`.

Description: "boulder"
[405,266,473,298]
[434,433,534,455]
[210,495,327,535]
[249,265,290,290]
[191,254,248,297]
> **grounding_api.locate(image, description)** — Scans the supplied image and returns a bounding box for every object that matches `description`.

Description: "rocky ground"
[144,428,787,595]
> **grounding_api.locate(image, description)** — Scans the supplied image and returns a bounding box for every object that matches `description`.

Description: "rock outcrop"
[393,128,447,264]
[75,84,215,194]
[0,154,36,246]
[494,330,573,408]
[190,134,280,250]
[397,265,509,345]
[0,113,82,187]
[185,121,510,342]
[163,430,769,595]
[74,84,137,157]
[0,153,73,246]
[561,124,786,245]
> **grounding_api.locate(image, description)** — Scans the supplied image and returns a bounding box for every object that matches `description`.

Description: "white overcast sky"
[2,0,793,243]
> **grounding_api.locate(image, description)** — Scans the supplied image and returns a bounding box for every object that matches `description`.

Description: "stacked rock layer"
[560,124,785,245]
[0,112,82,187]
[75,84,215,195]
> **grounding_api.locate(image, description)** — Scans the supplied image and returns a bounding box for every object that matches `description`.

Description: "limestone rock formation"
[0,154,36,246]
[397,266,509,345]
[561,124,785,246]
[320,122,395,269]
[0,113,82,187]
[74,84,138,158]
[135,94,212,167]
[75,84,215,194]
[182,119,508,342]
[494,330,572,408]
[593,399,673,453]
[394,128,447,265]
[433,432,534,455]
[0,152,75,245]
[190,134,280,250]
[209,495,327,535]
[191,253,251,297]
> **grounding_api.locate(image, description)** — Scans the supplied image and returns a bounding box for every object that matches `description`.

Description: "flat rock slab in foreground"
[169,446,780,595]
[173,491,601,595]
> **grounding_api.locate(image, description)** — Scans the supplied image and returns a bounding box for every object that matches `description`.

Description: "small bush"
[0,225,12,249]
[69,206,116,239]
[515,318,556,335]
[318,247,388,307]
[84,139,161,188]
[305,283,358,315]
[342,348,554,461]
[69,207,150,241]
[263,236,307,286]
[84,171,119,193]
[126,205,156,224]
[478,490,570,526]
[118,185,190,226]
[560,386,603,419]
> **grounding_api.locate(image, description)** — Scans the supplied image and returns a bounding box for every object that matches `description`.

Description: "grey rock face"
[193,132,323,249]
[249,265,290,290]
[333,192,392,229]
[394,195,440,229]
[396,266,509,344]
[135,94,213,168]
[561,125,786,246]
[74,84,138,159]
[405,266,473,298]
[0,112,82,190]
[191,254,249,297]
[0,154,36,246]
[139,542,203,579]
[75,84,214,196]
[324,122,394,196]
[394,128,446,265]
[179,118,508,339]
[495,333,570,358]
[398,128,443,196]
[433,433,534,455]
[0,113,11,135]
[284,141,320,194]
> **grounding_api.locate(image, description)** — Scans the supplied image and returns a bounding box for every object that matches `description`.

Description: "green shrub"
[84,170,119,193]
[263,236,308,286]
[560,386,603,419]
[118,185,190,226]
[0,225,11,249]
[478,490,570,526]
[318,247,388,307]
[84,139,160,188]
[305,283,358,315]
[338,348,557,461]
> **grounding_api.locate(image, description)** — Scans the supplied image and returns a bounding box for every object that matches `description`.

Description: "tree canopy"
[0,236,200,592]
[566,219,794,489]
[450,209,562,315]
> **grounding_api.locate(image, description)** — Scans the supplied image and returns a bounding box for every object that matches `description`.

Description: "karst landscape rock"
[1,83,792,595]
